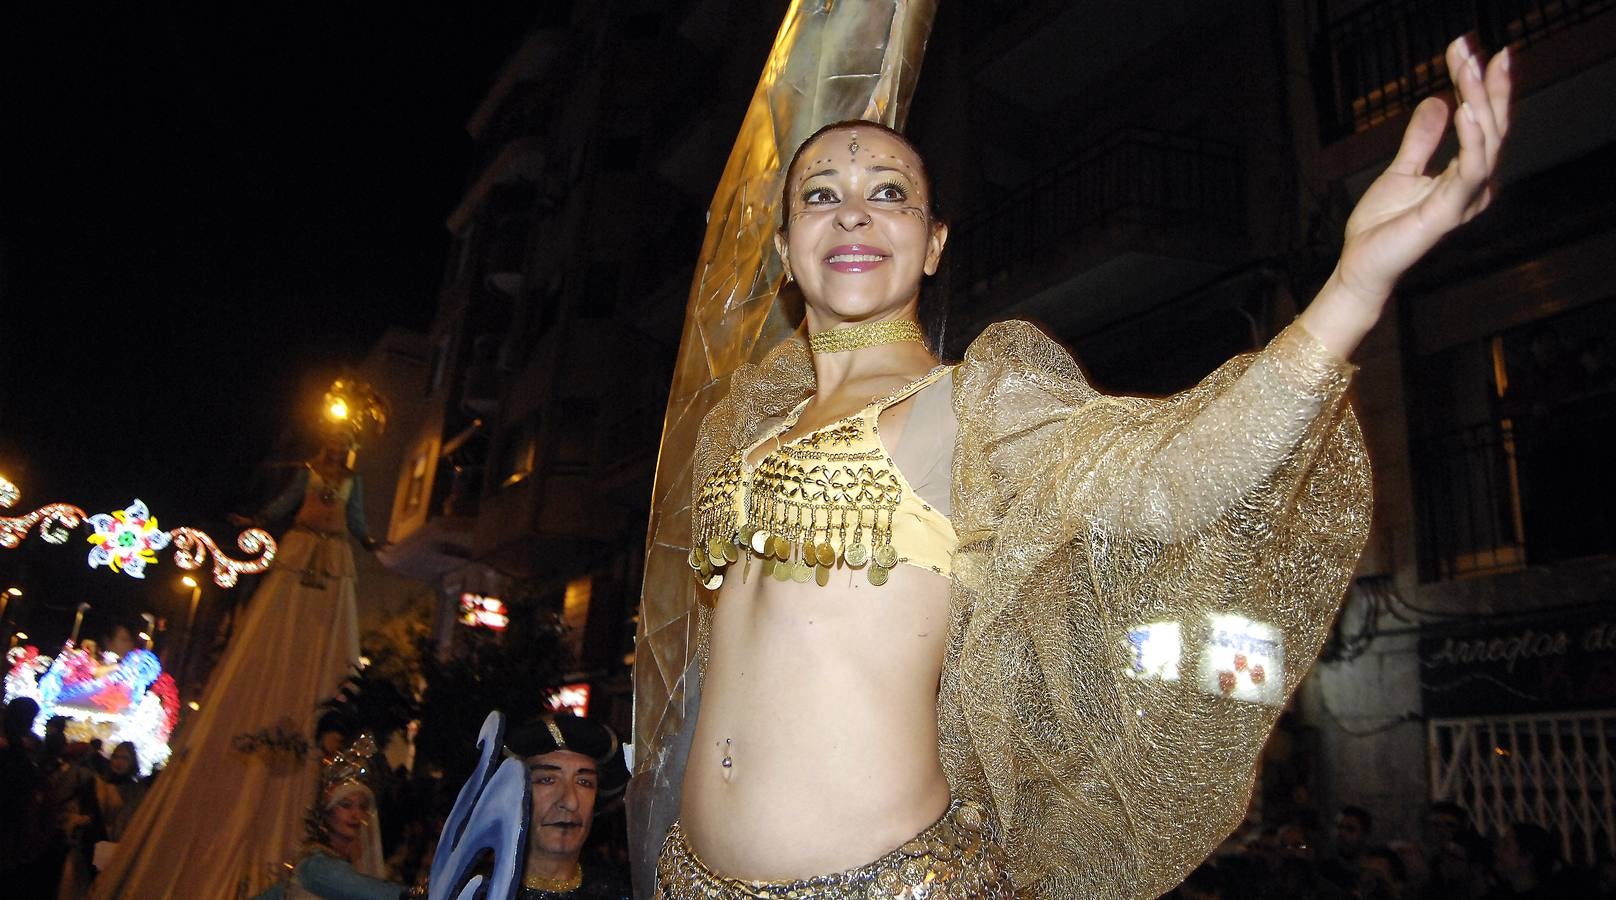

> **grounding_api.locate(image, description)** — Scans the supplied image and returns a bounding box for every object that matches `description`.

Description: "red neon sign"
[547,682,590,718]
[458,593,509,631]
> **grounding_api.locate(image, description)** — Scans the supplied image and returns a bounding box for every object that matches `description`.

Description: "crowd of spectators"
[0,698,152,899]
[1169,801,1616,899]
[10,691,1612,899]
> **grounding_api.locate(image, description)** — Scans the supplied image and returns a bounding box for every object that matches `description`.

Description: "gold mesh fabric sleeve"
[941,320,1371,899]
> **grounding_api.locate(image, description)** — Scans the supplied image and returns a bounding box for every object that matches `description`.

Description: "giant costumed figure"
[94,381,391,899]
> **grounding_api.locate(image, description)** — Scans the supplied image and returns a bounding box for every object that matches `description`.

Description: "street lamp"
[70,602,91,644]
[0,586,18,626]
[178,575,203,684]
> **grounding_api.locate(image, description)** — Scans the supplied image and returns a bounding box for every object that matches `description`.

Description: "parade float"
[5,642,181,776]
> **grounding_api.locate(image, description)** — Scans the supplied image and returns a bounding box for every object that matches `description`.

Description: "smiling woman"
[651,30,1512,898]
[247,737,404,900]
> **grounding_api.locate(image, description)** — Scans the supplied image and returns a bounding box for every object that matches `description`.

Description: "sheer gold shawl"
[672,318,1368,898]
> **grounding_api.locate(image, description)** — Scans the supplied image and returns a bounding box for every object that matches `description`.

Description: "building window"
[428,332,452,395]
[403,450,430,513]
[498,422,537,488]
[552,399,597,469]
[1412,298,1616,579]
[562,575,592,662]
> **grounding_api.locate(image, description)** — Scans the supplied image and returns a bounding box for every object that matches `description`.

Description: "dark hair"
[1340,805,1373,833]
[776,119,951,354]
[4,697,39,741]
[109,741,140,784]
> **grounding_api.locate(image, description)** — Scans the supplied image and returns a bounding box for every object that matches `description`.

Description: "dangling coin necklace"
[807,319,924,354]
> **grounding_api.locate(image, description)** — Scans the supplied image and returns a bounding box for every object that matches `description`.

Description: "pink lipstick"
[823,244,889,273]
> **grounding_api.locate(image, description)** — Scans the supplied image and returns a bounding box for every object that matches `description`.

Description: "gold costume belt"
[654,798,1014,899]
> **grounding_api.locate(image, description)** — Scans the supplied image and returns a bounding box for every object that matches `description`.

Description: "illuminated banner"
[458,593,509,631]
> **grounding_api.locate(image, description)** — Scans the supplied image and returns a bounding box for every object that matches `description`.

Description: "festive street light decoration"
[87,500,170,577]
[0,475,275,588]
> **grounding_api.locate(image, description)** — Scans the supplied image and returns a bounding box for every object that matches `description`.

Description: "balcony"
[950,128,1245,336]
[1415,403,1616,580]
[1313,0,1616,144]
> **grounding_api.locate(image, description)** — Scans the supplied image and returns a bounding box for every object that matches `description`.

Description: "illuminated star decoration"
[87,500,171,578]
[0,474,275,588]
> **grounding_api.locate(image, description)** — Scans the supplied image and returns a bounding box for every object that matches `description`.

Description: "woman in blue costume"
[252,736,406,900]
[649,35,1513,900]
[94,432,383,899]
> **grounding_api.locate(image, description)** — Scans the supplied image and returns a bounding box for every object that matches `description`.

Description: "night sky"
[1,5,535,639]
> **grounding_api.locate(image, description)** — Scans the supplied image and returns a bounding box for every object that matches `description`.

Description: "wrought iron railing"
[1313,0,1616,142]
[1415,404,1616,580]
[949,128,1242,305]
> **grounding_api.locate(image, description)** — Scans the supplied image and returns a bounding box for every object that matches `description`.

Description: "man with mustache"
[506,714,631,899]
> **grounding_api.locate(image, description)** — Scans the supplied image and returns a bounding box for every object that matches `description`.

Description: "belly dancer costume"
[94,466,373,899]
[652,318,1370,898]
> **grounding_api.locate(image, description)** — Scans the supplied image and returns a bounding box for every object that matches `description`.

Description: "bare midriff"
[680,561,952,880]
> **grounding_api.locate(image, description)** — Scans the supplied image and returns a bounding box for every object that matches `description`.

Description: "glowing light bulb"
[4,587,19,597]
[327,398,350,420]
[181,575,198,589]
[187,701,200,711]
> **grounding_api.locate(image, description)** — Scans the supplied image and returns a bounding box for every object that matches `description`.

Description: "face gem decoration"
[848,131,860,158]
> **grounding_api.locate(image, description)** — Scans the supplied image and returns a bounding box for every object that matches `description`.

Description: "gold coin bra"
[690,366,953,591]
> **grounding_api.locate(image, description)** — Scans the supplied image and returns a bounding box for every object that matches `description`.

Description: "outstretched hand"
[1301,35,1512,357]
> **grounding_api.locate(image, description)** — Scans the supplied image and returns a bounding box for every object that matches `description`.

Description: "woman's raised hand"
[1301,35,1513,357]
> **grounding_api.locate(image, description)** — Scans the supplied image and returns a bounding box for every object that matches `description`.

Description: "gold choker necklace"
[523,864,582,893]
[808,320,923,354]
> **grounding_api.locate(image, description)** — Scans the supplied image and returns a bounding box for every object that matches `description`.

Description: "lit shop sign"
[459,593,509,631]
[548,683,590,717]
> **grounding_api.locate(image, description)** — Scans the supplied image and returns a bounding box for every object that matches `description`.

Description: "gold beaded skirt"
[654,798,1014,899]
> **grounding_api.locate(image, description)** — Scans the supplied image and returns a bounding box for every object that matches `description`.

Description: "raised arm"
[1300,35,1512,358]
[1092,35,1510,541]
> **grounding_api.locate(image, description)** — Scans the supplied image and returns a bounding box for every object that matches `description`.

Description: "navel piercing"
[721,738,733,768]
